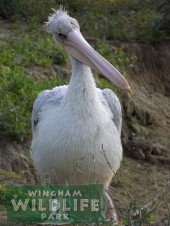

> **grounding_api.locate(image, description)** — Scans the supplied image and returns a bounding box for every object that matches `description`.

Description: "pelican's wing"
[98,88,122,133]
[32,85,68,132]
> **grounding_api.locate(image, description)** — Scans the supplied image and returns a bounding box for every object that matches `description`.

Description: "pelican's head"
[45,7,79,43]
[45,7,132,93]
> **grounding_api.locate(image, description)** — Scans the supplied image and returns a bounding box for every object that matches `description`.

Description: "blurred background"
[0,0,170,225]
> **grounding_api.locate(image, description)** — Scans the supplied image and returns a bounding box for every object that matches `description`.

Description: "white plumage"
[31,7,132,222]
[32,65,122,186]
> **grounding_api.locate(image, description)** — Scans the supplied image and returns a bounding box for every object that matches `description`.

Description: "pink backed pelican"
[31,7,132,223]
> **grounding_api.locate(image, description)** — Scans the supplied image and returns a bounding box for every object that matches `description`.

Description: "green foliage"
[154,0,170,36]
[131,115,139,125]
[96,40,136,98]
[0,29,67,140]
[0,65,64,140]
[96,40,137,70]
[18,0,56,23]
[0,33,68,67]
[99,78,123,101]
[109,6,164,42]
[58,0,169,43]
[0,0,20,19]
[0,0,169,42]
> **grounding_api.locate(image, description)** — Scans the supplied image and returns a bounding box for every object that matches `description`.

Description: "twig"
[102,145,135,202]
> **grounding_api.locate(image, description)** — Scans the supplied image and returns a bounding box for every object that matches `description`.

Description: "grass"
[0,22,69,140]
[0,33,68,67]
[96,40,137,71]
[0,65,66,141]
[0,168,23,180]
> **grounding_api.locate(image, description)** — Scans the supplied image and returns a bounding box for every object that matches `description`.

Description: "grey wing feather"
[98,88,122,133]
[32,85,68,132]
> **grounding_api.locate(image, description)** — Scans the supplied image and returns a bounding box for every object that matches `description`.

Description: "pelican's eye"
[71,22,75,27]
[58,33,67,39]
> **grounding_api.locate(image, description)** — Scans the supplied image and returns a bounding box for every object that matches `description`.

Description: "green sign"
[4,184,105,224]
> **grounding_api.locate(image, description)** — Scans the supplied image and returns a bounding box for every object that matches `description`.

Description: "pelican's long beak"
[64,29,132,93]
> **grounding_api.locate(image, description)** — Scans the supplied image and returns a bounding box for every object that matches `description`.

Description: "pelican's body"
[32,59,122,187]
[31,8,132,222]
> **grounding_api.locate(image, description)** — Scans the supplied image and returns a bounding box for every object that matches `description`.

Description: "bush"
[0,0,20,19]
[96,40,137,70]
[0,0,169,42]
[0,30,67,140]
[0,65,64,140]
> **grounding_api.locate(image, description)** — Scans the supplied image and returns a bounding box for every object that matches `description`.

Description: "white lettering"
[56,214,61,219]
[11,199,29,211]
[41,213,46,219]
[63,199,71,211]
[65,190,71,197]
[73,190,82,197]
[80,199,89,211]
[63,213,69,219]
[32,199,36,211]
[28,190,37,197]
[51,191,56,197]
[74,199,77,211]
[43,190,49,197]
[49,199,60,211]
[48,213,54,220]
[58,190,63,196]
[91,199,99,211]
[39,199,46,211]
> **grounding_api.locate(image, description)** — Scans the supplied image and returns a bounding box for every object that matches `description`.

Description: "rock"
[0,139,38,184]
[124,137,169,165]
[125,137,150,160]
[151,143,163,156]
[165,82,170,96]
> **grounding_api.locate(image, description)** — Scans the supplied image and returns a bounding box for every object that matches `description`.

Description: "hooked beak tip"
[127,87,133,94]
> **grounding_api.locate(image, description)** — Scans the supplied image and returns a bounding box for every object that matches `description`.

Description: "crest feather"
[44,6,68,32]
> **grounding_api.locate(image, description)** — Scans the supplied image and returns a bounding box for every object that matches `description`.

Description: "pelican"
[31,7,132,223]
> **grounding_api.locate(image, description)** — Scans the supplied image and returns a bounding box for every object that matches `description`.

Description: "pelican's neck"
[64,56,97,105]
